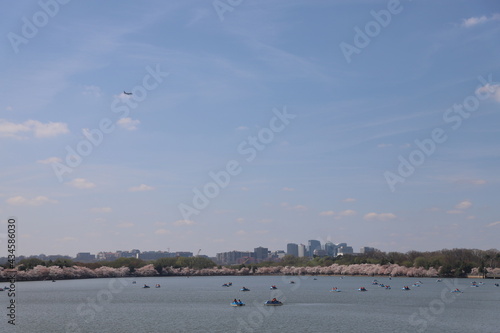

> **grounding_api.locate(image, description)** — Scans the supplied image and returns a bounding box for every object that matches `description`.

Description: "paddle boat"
[494,283,499,287]
[385,285,391,290]
[402,286,411,290]
[143,284,150,289]
[270,285,277,290]
[240,287,250,292]
[436,279,442,282]
[222,283,230,287]
[372,280,379,285]
[155,284,161,288]
[132,281,136,284]
[231,299,245,306]
[450,288,462,293]
[264,298,283,306]
[329,287,341,292]
[358,287,367,292]
[289,281,295,284]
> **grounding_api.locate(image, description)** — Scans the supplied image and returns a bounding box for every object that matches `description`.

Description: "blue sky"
[1,0,499,257]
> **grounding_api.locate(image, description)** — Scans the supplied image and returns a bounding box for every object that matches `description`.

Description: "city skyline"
[1,1,500,259]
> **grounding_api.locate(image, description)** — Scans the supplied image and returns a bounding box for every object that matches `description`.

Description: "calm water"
[1,275,498,332]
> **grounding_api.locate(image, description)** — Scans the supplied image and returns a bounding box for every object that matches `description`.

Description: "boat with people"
[402,286,411,290]
[494,283,499,287]
[240,287,250,291]
[450,288,462,293]
[329,287,341,292]
[222,283,231,287]
[358,287,367,291]
[231,299,245,306]
[270,285,277,290]
[372,280,379,285]
[385,285,391,290]
[143,284,150,289]
[155,284,161,288]
[289,281,295,284]
[264,298,283,306]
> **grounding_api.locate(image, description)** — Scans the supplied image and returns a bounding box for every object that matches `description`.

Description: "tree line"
[4,248,499,278]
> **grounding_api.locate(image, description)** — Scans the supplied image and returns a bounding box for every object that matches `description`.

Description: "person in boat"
[233,299,238,303]
[238,299,242,304]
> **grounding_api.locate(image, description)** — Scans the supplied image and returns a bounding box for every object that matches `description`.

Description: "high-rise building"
[298,244,306,257]
[216,251,253,265]
[308,240,321,257]
[337,246,353,255]
[75,252,95,261]
[324,241,337,257]
[254,247,269,261]
[287,243,299,257]
[360,247,375,254]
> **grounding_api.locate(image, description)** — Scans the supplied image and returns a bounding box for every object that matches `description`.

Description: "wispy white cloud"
[487,221,500,227]
[82,85,102,97]
[37,157,62,164]
[154,229,171,235]
[117,117,140,131]
[455,200,472,210]
[173,219,195,226]
[282,187,295,192]
[320,209,356,219]
[342,198,356,203]
[6,195,58,206]
[281,202,307,211]
[462,14,500,28]
[453,179,487,185]
[0,119,69,139]
[364,212,396,221]
[475,84,500,102]
[129,184,154,192]
[66,178,96,189]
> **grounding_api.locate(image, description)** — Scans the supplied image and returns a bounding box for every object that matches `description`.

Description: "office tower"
[308,240,321,257]
[287,243,299,257]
